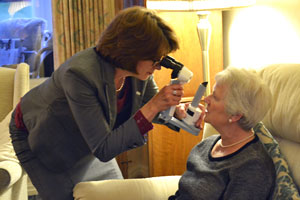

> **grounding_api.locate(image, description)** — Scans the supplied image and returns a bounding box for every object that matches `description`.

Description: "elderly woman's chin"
[203,114,209,123]
[204,114,215,127]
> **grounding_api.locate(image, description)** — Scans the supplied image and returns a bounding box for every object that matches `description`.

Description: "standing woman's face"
[134,60,162,80]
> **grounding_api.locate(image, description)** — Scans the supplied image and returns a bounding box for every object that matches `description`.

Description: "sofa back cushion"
[258,63,300,190]
[258,64,300,142]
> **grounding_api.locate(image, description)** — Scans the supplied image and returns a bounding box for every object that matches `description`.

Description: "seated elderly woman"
[169,67,276,200]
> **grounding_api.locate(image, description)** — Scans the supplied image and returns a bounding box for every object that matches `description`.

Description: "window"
[0,0,53,77]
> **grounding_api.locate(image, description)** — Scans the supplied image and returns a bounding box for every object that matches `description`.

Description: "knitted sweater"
[169,135,275,200]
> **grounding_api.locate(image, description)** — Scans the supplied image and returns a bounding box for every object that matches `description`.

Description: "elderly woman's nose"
[204,96,210,103]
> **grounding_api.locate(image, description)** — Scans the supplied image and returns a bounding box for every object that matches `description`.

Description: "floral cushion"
[254,122,300,199]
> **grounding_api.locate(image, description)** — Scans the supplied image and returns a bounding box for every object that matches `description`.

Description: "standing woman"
[9,6,195,200]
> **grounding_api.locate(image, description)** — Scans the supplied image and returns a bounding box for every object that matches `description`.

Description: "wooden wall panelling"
[148,124,204,176]
[116,145,149,178]
[148,10,223,177]
[153,11,204,97]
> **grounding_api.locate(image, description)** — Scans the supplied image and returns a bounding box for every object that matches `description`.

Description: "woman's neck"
[211,127,255,158]
[219,126,253,146]
[114,69,131,92]
[220,130,254,148]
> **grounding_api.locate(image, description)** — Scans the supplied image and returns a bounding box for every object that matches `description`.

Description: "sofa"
[0,63,48,199]
[0,63,29,200]
[73,63,300,200]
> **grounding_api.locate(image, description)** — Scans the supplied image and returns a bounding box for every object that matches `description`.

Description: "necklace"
[220,131,255,148]
[116,77,125,92]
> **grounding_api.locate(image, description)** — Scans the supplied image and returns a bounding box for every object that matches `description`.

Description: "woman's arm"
[62,70,146,162]
[140,83,183,122]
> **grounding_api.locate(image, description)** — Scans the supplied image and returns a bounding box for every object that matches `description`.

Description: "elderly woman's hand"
[175,103,206,129]
[194,103,206,129]
[174,103,188,120]
[140,84,183,122]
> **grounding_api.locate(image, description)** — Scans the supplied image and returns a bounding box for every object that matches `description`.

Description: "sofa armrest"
[73,176,181,200]
[0,160,22,190]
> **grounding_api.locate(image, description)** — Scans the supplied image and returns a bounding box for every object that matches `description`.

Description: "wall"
[223,0,300,69]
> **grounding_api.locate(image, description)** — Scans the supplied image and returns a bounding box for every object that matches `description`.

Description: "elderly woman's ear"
[228,114,243,123]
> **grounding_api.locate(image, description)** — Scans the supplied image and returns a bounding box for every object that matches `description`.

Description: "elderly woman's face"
[204,83,230,127]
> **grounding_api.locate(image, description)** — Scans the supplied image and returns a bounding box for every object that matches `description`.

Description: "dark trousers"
[9,110,123,200]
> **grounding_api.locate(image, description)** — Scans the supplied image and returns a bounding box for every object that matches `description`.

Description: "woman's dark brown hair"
[96,6,179,73]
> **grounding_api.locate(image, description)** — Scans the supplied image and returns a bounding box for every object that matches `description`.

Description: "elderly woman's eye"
[213,94,219,101]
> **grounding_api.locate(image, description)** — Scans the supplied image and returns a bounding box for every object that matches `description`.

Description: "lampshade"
[147,0,255,95]
[147,0,255,11]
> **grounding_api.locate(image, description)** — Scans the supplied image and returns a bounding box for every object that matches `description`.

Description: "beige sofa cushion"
[258,64,300,189]
[259,64,300,143]
[13,63,29,108]
[0,111,18,163]
[0,63,30,199]
[0,111,22,189]
[73,176,180,200]
[0,63,29,121]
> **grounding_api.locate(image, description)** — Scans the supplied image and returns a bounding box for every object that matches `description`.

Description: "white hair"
[215,67,272,130]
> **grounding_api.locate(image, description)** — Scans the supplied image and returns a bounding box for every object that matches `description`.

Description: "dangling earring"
[228,118,232,123]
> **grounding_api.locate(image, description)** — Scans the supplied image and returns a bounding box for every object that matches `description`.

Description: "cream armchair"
[74,176,180,200]
[0,63,29,200]
[73,63,300,200]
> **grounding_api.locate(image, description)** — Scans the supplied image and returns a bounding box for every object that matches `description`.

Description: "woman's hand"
[140,84,184,122]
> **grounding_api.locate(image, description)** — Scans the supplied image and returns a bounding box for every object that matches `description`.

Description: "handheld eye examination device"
[158,56,208,136]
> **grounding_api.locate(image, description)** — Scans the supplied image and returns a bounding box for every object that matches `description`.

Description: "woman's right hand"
[140,84,184,122]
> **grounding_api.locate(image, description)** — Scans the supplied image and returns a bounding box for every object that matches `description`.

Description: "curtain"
[51,0,116,69]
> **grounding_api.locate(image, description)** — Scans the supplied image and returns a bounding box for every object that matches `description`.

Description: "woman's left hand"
[195,103,206,129]
[174,103,189,120]
[175,103,206,129]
